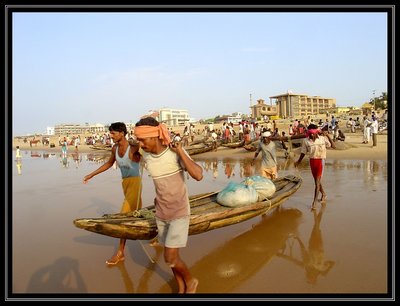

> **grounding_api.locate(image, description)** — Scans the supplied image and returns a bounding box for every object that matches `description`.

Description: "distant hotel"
[51,108,193,135]
[53,123,107,136]
[250,92,336,119]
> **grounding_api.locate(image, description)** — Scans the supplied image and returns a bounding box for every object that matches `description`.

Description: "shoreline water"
[13,132,388,161]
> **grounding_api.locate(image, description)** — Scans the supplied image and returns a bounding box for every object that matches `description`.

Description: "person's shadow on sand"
[26,256,87,293]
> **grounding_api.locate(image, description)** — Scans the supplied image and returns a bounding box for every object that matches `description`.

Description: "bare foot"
[149,238,160,247]
[106,253,125,266]
[185,278,199,294]
[320,194,327,202]
[311,202,317,210]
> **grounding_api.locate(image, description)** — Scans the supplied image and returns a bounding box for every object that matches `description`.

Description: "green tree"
[370,91,387,110]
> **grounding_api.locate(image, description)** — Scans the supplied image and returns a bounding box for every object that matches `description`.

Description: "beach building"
[158,108,190,126]
[266,92,336,119]
[227,112,243,124]
[46,126,55,135]
[250,99,278,120]
[361,102,374,116]
[54,123,106,135]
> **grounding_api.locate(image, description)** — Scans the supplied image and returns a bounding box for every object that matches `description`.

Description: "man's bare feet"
[106,253,125,265]
[320,194,327,202]
[149,238,160,247]
[185,278,199,294]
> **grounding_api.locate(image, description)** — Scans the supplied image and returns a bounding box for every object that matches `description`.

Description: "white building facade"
[159,108,190,126]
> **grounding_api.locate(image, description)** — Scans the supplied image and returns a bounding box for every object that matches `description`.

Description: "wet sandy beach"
[9,147,390,300]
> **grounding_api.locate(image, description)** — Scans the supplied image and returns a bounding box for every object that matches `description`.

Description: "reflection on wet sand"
[11,151,388,294]
[16,160,22,175]
[72,152,82,168]
[15,151,386,182]
[85,153,110,163]
[26,257,87,293]
[199,158,387,180]
[30,152,41,158]
[61,154,69,168]
[277,204,334,284]
[157,207,302,293]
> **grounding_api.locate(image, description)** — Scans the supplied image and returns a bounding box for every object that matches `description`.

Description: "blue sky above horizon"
[11,11,388,135]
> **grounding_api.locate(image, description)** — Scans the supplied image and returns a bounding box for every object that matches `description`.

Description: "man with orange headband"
[134,117,203,294]
[294,124,334,210]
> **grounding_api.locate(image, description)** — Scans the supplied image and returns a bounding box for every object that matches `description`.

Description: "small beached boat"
[185,143,214,155]
[221,140,245,148]
[73,174,302,241]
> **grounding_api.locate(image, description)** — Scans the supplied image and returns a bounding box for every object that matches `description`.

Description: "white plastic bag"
[216,181,259,207]
[242,175,276,201]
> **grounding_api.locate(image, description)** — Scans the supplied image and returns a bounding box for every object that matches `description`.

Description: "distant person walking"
[61,137,68,156]
[252,130,278,180]
[294,124,334,210]
[330,115,337,132]
[83,122,142,266]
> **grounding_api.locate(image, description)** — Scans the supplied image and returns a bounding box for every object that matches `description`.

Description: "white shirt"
[370,120,379,134]
[300,136,329,159]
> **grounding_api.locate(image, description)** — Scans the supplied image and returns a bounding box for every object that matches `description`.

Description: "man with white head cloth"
[252,130,278,180]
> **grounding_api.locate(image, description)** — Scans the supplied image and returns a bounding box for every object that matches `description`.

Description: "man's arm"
[294,153,305,167]
[321,131,336,149]
[83,147,116,183]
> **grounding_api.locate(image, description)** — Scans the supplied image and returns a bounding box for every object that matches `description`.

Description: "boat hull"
[73,175,302,240]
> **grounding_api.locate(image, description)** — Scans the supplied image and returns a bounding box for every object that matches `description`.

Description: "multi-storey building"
[54,123,106,135]
[158,108,189,126]
[268,92,336,118]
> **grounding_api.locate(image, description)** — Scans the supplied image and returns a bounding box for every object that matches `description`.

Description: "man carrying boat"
[135,117,203,294]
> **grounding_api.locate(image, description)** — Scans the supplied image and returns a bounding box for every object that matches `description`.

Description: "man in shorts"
[134,117,203,294]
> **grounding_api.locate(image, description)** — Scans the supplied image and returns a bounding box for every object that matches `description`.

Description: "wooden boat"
[73,174,302,241]
[243,135,305,152]
[189,138,207,146]
[221,140,245,148]
[185,144,214,155]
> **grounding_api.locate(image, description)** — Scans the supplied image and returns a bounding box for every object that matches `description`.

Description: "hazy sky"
[11,9,389,135]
